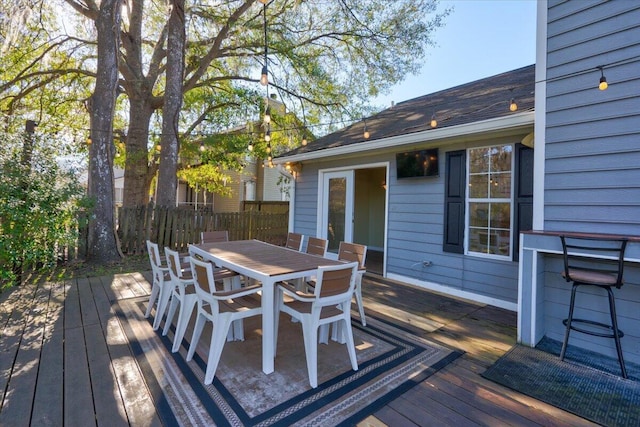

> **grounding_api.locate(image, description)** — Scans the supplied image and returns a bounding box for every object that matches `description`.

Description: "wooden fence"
[117,204,289,254]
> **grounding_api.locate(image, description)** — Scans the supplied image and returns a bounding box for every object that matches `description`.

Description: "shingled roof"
[278,64,535,159]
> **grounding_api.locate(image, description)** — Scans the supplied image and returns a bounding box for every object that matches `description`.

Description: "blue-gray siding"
[530,0,640,364]
[545,0,640,234]
[292,134,529,306]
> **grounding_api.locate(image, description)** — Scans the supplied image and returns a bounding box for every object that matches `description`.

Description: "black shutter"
[513,143,534,261]
[443,150,466,253]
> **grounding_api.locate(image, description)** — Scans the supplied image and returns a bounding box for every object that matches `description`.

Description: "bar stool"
[559,235,628,378]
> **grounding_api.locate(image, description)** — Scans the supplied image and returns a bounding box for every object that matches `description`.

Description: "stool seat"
[559,235,628,379]
[562,268,620,287]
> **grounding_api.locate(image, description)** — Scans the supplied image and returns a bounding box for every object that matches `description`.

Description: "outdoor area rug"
[114,296,462,426]
[482,343,640,427]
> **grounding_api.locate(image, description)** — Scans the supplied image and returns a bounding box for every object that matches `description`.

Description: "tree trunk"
[156,0,185,207]
[87,0,122,263]
[123,95,155,207]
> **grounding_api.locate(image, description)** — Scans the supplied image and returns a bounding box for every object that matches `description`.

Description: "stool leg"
[560,283,579,361]
[605,287,627,379]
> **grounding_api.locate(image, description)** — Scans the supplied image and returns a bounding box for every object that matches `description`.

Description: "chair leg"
[355,274,366,326]
[300,316,319,388]
[145,277,161,318]
[153,281,173,330]
[163,295,179,336]
[560,284,578,361]
[186,312,207,361]
[204,316,233,385]
[606,287,628,379]
[172,297,197,353]
[342,316,358,371]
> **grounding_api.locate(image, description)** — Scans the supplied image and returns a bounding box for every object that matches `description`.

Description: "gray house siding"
[544,0,640,234]
[292,131,531,307]
[516,0,640,364]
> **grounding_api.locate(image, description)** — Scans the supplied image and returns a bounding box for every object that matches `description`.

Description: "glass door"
[320,170,354,254]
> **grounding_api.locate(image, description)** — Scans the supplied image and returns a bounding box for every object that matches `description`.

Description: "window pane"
[489,230,511,255]
[469,174,488,198]
[490,203,510,229]
[490,172,511,198]
[492,145,512,172]
[469,147,489,173]
[469,203,489,227]
[468,228,486,253]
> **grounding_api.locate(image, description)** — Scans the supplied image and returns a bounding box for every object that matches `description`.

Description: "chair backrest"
[338,242,367,270]
[285,232,304,251]
[314,262,359,302]
[189,256,216,300]
[164,247,187,281]
[201,230,229,244]
[560,235,627,288]
[146,240,163,268]
[306,237,328,257]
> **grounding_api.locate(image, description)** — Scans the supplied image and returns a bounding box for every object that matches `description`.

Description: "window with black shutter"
[443,150,466,253]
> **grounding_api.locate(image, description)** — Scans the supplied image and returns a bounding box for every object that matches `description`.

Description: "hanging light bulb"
[265,129,271,142]
[363,120,370,139]
[598,66,608,90]
[263,105,271,124]
[86,136,92,145]
[301,134,308,146]
[509,98,518,112]
[248,141,254,152]
[430,113,437,128]
[156,143,162,152]
[199,141,206,152]
[260,65,268,86]
[266,143,271,153]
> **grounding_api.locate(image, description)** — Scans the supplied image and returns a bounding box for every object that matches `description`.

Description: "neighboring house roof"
[276,64,535,162]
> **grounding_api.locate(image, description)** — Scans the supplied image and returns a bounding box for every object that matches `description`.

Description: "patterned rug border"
[115,296,462,426]
[482,344,640,427]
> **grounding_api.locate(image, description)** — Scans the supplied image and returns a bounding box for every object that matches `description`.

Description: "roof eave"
[274,111,535,164]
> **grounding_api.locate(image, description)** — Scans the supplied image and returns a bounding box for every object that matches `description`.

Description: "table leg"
[262,279,275,374]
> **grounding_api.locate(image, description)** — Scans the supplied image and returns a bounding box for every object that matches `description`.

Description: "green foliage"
[0,129,88,289]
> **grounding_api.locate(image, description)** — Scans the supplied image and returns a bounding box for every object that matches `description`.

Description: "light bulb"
[266,144,271,153]
[248,142,254,152]
[156,144,161,151]
[363,130,370,139]
[302,137,308,146]
[260,65,268,86]
[199,142,205,152]
[509,99,518,112]
[264,106,271,124]
[430,114,437,128]
[599,75,608,90]
[265,131,271,143]
[86,137,92,145]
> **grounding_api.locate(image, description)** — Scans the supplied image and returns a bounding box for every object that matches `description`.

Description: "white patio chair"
[145,240,169,323]
[275,261,359,388]
[186,256,262,385]
[163,247,199,353]
[146,240,189,330]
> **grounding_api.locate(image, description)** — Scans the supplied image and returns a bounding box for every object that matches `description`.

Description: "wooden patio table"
[188,239,345,375]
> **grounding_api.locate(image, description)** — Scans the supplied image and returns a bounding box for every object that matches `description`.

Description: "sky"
[375,0,538,107]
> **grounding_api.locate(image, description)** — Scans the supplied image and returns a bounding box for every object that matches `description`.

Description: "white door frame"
[317,162,389,272]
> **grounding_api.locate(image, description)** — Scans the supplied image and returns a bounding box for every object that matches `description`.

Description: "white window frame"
[465,143,514,260]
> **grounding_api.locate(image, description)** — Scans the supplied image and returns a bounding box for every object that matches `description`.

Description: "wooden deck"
[0,271,597,426]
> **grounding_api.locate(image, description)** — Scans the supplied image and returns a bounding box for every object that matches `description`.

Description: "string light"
[259,1,269,86]
[263,105,271,124]
[199,141,206,151]
[248,141,254,151]
[301,133,308,146]
[265,128,271,142]
[363,119,370,139]
[430,113,437,128]
[509,98,518,112]
[598,66,608,90]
